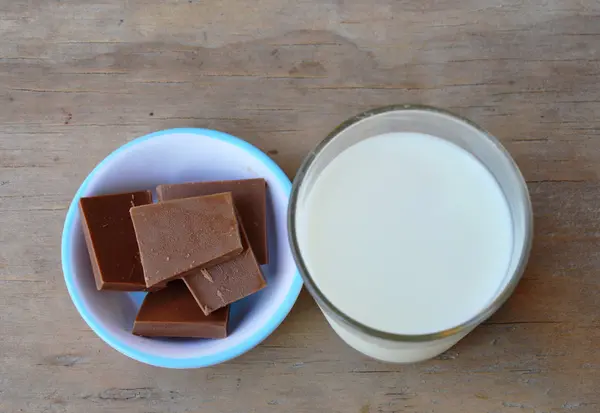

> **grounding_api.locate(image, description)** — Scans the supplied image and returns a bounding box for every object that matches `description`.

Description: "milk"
[296,132,513,360]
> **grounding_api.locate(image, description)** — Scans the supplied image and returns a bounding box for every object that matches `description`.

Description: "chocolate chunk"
[157,179,269,264]
[130,192,243,288]
[79,191,152,291]
[133,280,229,338]
[184,212,266,315]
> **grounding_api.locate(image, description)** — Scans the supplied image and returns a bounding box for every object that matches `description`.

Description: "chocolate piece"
[79,191,152,291]
[157,179,269,265]
[133,280,229,338]
[130,192,243,288]
[184,213,267,315]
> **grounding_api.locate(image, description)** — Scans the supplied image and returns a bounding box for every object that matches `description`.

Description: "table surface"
[1,1,599,412]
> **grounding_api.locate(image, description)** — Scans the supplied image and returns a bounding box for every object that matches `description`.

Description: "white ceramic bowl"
[61,128,302,368]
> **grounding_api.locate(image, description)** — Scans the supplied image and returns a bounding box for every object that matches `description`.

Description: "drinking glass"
[288,105,533,362]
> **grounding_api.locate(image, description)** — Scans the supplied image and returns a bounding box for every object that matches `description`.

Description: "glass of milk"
[288,105,533,363]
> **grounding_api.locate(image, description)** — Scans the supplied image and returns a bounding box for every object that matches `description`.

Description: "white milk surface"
[299,132,513,336]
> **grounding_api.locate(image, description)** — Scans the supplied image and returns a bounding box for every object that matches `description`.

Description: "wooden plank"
[1,0,599,412]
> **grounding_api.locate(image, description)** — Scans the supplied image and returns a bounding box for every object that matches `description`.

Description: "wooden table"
[1,1,599,412]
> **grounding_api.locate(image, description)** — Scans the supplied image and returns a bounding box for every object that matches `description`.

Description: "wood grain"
[1,0,599,412]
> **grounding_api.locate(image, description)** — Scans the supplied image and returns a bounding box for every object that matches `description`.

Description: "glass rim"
[287,104,534,343]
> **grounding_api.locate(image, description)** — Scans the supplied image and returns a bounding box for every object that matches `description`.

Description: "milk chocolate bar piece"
[132,280,229,338]
[157,179,269,265]
[184,212,266,315]
[79,191,152,291]
[130,193,243,288]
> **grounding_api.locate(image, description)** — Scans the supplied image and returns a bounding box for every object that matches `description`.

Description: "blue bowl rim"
[61,127,303,369]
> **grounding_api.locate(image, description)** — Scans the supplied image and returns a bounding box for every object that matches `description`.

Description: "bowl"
[61,128,303,368]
